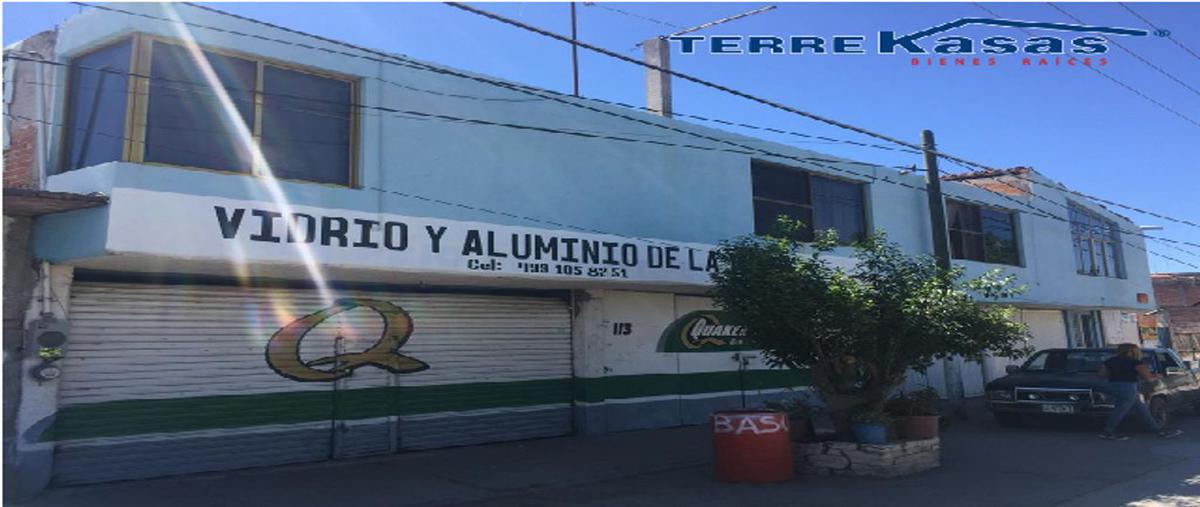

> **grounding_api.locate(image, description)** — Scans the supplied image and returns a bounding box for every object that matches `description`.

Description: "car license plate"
[1042,405,1075,414]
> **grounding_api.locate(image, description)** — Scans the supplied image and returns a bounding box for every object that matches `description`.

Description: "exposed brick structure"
[4,124,39,189]
[941,167,1034,197]
[3,29,58,190]
[3,28,56,499]
[1151,273,1200,358]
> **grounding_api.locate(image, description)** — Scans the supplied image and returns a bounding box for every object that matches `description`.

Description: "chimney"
[643,37,671,118]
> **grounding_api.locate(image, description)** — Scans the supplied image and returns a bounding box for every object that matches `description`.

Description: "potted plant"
[885,387,941,440]
[710,226,1031,442]
[764,397,816,442]
[849,408,890,444]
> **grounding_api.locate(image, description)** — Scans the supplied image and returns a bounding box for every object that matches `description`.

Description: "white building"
[3,3,1153,495]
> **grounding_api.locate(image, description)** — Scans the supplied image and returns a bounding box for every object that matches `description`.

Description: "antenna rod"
[667,5,776,38]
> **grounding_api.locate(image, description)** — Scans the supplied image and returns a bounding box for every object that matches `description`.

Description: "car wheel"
[1149,397,1170,428]
[993,412,1024,427]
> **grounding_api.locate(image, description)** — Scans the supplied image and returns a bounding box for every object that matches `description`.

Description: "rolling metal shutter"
[54,281,572,484]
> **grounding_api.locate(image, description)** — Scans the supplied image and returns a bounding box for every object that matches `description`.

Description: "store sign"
[657,311,753,353]
[106,188,717,286]
[266,298,428,382]
[671,18,1148,56]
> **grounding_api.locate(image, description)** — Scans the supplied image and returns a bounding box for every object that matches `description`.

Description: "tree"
[709,225,1031,416]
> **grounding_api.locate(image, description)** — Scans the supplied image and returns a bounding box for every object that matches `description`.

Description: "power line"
[17,108,1196,270]
[1047,3,1200,98]
[67,3,921,161]
[441,2,976,156]
[971,2,1200,129]
[55,4,1200,252]
[440,1,1200,233]
[939,160,1200,258]
[73,1,1193,231]
[441,2,1200,242]
[1117,2,1200,63]
[2,56,912,174]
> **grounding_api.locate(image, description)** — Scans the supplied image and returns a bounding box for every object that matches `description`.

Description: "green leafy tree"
[710,223,1031,416]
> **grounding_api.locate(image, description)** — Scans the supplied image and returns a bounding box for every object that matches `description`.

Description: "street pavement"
[14,402,1200,507]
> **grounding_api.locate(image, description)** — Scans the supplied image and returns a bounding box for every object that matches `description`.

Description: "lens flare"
[161,4,334,306]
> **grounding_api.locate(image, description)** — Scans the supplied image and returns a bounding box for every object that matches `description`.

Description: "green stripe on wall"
[47,379,572,442]
[573,369,810,403]
[45,370,810,442]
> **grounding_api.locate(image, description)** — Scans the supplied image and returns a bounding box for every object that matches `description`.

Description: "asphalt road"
[15,402,1200,507]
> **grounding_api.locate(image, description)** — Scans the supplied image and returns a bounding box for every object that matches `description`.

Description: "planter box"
[794,438,940,478]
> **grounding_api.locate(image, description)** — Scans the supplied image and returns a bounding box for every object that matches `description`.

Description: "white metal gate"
[53,281,572,484]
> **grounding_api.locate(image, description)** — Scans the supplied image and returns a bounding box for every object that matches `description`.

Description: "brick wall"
[3,29,58,189]
[3,29,56,495]
[1152,274,1200,355]
[4,124,39,189]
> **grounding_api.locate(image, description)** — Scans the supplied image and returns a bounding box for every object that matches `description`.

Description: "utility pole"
[923,129,951,271]
[643,37,671,117]
[570,2,580,96]
[923,129,966,415]
[641,5,776,117]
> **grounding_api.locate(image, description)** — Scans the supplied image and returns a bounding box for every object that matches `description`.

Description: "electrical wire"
[8,60,1199,260]
[4,55,915,173]
[1117,2,1200,63]
[11,105,1199,272]
[25,3,1200,263]
[971,2,1200,129]
[582,3,681,29]
[1047,3,1200,98]
[70,1,1192,231]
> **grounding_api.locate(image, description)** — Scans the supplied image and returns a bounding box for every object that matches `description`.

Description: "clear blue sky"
[4,2,1198,272]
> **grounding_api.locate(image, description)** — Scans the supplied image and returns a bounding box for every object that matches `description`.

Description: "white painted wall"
[41,4,1155,315]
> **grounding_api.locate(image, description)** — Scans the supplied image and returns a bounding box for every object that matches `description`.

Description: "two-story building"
[3,3,1154,495]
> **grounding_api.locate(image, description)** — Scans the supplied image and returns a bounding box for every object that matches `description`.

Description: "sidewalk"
[17,405,1200,507]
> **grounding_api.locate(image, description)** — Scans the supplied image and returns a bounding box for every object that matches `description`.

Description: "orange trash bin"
[711,409,794,483]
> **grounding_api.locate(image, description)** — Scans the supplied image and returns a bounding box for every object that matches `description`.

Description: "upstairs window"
[64,39,132,171]
[1070,203,1125,278]
[751,160,866,243]
[947,200,1020,265]
[62,35,356,186]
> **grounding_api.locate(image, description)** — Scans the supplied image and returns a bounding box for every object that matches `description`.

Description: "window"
[751,160,866,243]
[1155,351,1180,372]
[62,35,356,186]
[1020,349,1109,372]
[144,42,257,172]
[64,39,132,171]
[946,201,1020,265]
[1069,203,1124,278]
[1064,310,1104,348]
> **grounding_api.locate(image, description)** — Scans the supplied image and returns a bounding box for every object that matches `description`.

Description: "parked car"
[986,347,1200,427]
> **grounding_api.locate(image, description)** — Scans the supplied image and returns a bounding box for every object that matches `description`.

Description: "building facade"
[4,4,1154,495]
[1149,273,1200,360]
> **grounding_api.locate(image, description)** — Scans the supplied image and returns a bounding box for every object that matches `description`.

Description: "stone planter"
[794,438,940,478]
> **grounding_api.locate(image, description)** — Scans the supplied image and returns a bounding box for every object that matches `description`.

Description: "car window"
[1022,350,1110,372]
[1158,352,1180,369]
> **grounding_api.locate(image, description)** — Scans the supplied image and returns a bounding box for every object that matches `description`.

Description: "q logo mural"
[266,298,429,381]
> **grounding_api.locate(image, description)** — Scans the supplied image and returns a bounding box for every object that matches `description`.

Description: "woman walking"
[1097,344,1183,440]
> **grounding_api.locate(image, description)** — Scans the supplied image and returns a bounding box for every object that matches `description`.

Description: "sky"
[3,2,1198,273]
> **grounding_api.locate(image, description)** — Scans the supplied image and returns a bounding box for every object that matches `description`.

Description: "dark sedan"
[986,347,1200,427]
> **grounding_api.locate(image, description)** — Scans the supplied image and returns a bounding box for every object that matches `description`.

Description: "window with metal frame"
[1069,203,1125,278]
[750,160,866,243]
[946,200,1020,266]
[1064,310,1105,348]
[61,34,357,186]
[63,39,132,171]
